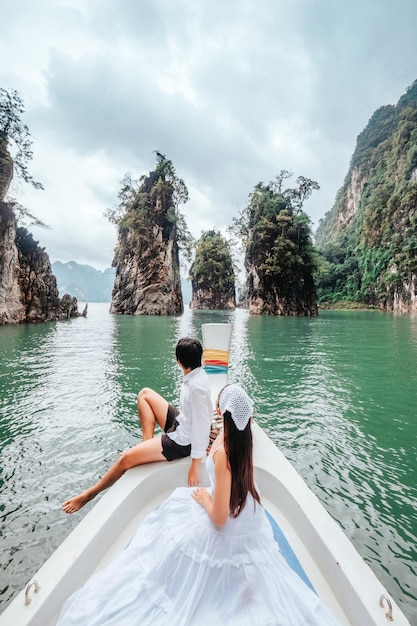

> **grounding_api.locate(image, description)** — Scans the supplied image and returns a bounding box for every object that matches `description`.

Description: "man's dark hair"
[175,337,203,370]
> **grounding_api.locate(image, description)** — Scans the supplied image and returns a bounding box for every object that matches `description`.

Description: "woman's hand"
[192,487,211,510]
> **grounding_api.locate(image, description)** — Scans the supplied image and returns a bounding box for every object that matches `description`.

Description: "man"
[62,337,212,514]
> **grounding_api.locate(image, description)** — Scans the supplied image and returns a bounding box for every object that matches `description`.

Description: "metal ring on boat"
[24,580,40,606]
[379,594,393,621]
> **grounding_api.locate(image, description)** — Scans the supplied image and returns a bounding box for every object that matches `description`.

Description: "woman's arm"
[192,448,231,527]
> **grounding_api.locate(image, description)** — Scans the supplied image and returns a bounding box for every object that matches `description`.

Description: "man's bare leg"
[137,388,170,440]
[62,437,166,514]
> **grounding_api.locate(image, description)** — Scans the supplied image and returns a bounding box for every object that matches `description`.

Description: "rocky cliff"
[233,174,319,316]
[246,262,318,316]
[110,163,184,316]
[315,80,417,312]
[0,136,13,200]
[0,203,84,324]
[0,90,84,324]
[0,141,83,324]
[190,286,236,310]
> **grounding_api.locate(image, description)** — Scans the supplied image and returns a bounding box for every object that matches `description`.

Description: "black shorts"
[161,403,191,461]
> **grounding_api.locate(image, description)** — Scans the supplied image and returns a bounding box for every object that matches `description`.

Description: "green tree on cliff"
[231,170,319,314]
[190,230,235,292]
[1,88,46,229]
[106,151,194,262]
[315,79,417,308]
[0,88,43,190]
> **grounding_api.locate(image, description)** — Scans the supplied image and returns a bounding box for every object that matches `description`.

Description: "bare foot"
[62,491,93,514]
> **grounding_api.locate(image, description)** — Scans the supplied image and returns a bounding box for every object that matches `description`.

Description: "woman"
[57,384,340,625]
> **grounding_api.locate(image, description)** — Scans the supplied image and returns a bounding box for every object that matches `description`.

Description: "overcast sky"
[2,0,417,270]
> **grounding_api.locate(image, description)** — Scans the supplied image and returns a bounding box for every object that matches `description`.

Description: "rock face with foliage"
[0,136,13,200]
[189,230,235,309]
[315,80,417,313]
[109,153,191,315]
[0,202,82,324]
[232,172,319,315]
[0,88,83,324]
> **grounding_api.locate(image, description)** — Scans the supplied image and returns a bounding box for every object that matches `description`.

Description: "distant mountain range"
[52,261,192,304]
[52,261,115,302]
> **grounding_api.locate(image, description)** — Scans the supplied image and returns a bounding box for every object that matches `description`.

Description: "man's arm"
[189,387,213,459]
[188,457,202,486]
[187,384,212,486]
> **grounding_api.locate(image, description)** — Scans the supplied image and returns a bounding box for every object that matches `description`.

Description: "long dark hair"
[222,409,261,518]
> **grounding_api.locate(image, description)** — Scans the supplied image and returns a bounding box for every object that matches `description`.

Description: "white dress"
[57,453,340,626]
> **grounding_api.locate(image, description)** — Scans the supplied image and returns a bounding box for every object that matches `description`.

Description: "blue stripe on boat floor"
[265,509,316,594]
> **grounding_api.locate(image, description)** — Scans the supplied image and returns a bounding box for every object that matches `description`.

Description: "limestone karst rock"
[190,286,236,310]
[234,173,319,316]
[0,92,84,324]
[0,138,13,201]
[0,202,26,323]
[315,79,417,313]
[110,162,184,316]
[246,261,318,316]
[0,203,83,324]
[189,230,236,310]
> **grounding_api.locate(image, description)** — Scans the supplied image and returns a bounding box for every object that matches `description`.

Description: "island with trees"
[189,230,236,310]
[231,171,319,315]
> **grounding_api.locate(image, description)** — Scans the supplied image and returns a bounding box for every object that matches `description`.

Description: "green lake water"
[0,304,416,622]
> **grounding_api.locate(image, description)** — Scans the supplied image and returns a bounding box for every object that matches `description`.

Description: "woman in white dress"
[57,385,340,626]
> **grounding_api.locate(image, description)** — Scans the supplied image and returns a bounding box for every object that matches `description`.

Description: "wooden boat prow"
[0,323,411,626]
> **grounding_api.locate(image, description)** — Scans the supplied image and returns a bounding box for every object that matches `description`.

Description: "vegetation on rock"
[107,151,193,263]
[231,171,319,315]
[108,152,191,315]
[189,230,236,309]
[0,88,82,324]
[0,88,46,228]
[0,88,43,189]
[315,80,417,311]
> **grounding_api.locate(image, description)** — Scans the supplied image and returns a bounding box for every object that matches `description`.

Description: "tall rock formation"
[246,261,317,316]
[315,80,417,313]
[0,201,25,323]
[0,203,83,324]
[110,156,187,315]
[0,142,83,324]
[189,230,236,310]
[0,136,13,200]
[233,173,319,316]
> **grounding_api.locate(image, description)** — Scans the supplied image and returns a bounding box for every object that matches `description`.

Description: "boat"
[0,323,410,626]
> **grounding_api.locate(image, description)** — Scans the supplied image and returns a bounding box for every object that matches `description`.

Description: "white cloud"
[1,0,417,270]
[14,146,120,269]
